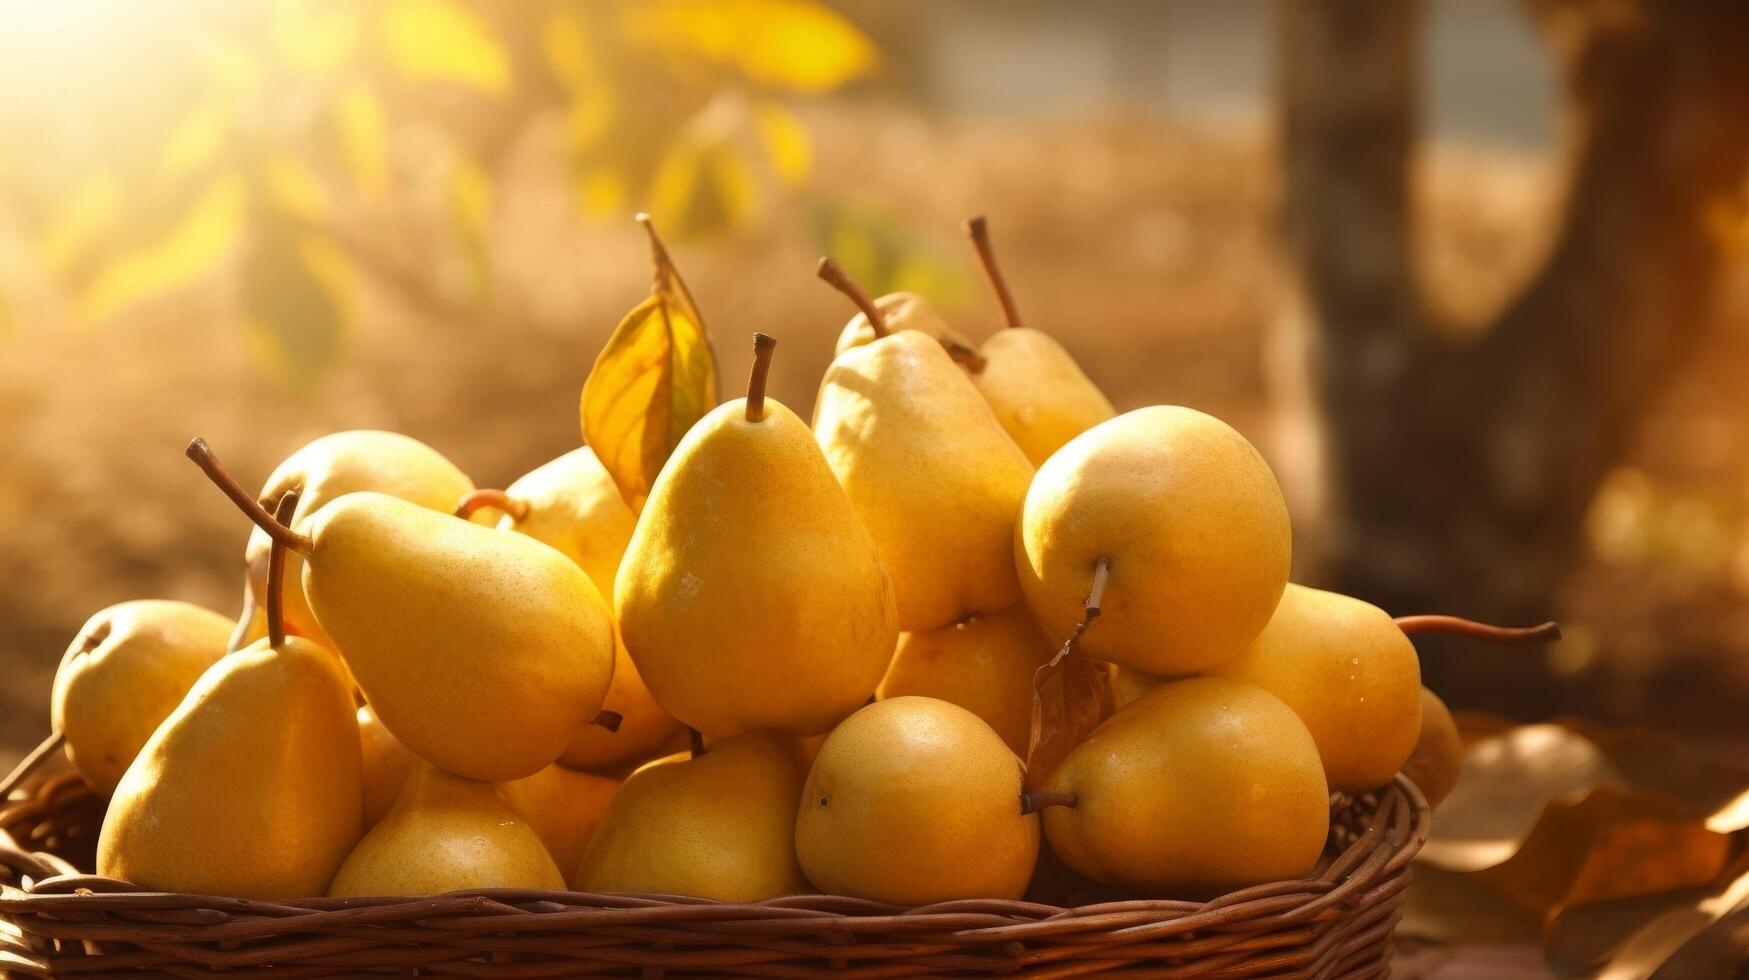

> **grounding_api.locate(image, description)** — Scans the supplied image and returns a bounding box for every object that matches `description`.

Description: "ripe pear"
[574,731,811,901]
[814,262,1034,631]
[1209,585,1422,793]
[51,600,232,795]
[246,431,473,649]
[1110,665,1161,711]
[1402,687,1462,808]
[329,763,564,897]
[1040,677,1328,896]
[1016,406,1290,675]
[498,763,621,879]
[358,705,418,827]
[833,290,972,355]
[959,217,1114,465]
[615,335,898,737]
[459,449,679,773]
[878,605,1055,756]
[795,696,1039,905]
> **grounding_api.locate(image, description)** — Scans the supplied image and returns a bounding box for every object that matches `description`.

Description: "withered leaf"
[1025,653,1111,793]
[581,215,718,512]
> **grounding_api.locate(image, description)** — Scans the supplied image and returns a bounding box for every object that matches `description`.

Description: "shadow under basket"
[0,763,1428,978]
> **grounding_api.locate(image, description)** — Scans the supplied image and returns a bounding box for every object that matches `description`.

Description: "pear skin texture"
[833,291,972,354]
[329,764,565,897]
[97,637,364,899]
[1209,585,1422,793]
[1042,677,1329,897]
[303,492,615,781]
[878,605,1055,756]
[497,763,621,879]
[560,635,681,773]
[815,331,1035,631]
[51,600,232,796]
[795,696,1040,905]
[972,328,1116,466]
[247,431,473,648]
[492,447,636,600]
[1402,688,1462,808]
[615,399,898,737]
[1016,406,1290,675]
[573,731,811,902]
[1110,665,1163,711]
[358,705,418,827]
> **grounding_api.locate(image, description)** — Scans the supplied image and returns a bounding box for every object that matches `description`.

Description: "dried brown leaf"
[1025,653,1111,793]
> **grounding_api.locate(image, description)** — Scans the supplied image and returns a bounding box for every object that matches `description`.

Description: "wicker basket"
[0,754,1427,978]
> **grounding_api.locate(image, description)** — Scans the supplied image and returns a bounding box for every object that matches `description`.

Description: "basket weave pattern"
[0,768,1427,978]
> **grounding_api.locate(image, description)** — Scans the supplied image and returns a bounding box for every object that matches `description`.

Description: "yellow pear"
[245,431,473,649]
[574,731,811,901]
[190,440,616,782]
[1039,677,1328,896]
[329,763,565,897]
[51,600,232,795]
[1016,406,1290,674]
[1402,687,1462,808]
[795,696,1039,904]
[961,216,1116,465]
[877,604,1055,756]
[98,498,363,900]
[615,335,897,738]
[833,290,973,355]
[358,705,418,827]
[458,448,679,774]
[814,260,1034,631]
[1110,665,1161,711]
[498,763,621,879]
[1209,584,1422,793]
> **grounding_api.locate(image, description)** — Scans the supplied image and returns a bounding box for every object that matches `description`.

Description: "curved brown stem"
[964,215,1023,329]
[816,258,888,338]
[746,333,777,422]
[591,710,623,733]
[1049,556,1112,667]
[1019,790,1077,815]
[455,488,529,522]
[941,339,989,374]
[186,438,312,554]
[266,491,299,649]
[0,732,65,799]
[688,727,706,760]
[1394,615,1562,645]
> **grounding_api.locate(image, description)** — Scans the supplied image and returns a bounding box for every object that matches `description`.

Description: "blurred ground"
[2,106,1747,775]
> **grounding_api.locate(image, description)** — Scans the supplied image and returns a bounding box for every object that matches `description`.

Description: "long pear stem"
[186,438,313,554]
[591,710,624,733]
[1020,791,1078,815]
[965,215,1023,329]
[266,491,299,649]
[1049,556,1112,667]
[816,258,888,338]
[0,732,65,799]
[454,489,529,522]
[746,333,777,422]
[1393,615,1562,644]
[688,727,706,760]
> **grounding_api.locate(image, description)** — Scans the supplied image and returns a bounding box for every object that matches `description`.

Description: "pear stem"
[454,488,529,522]
[592,710,624,733]
[186,438,313,555]
[227,571,259,654]
[688,727,706,760]
[1394,615,1562,645]
[0,731,65,799]
[1049,556,1111,667]
[816,258,888,338]
[965,215,1023,330]
[266,491,299,649]
[942,339,989,374]
[746,333,778,422]
[1020,791,1077,815]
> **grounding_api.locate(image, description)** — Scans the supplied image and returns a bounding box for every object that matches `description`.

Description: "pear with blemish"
[51,600,233,796]
[814,260,1034,632]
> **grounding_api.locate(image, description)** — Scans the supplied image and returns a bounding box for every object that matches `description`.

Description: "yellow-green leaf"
[262,155,331,221]
[272,0,362,76]
[333,82,390,195]
[447,155,492,298]
[581,216,719,512]
[382,0,510,94]
[78,176,247,321]
[242,219,354,387]
[647,132,758,238]
[38,173,121,273]
[621,0,878,93]
[161,102,230,177]
[753,100,811,185]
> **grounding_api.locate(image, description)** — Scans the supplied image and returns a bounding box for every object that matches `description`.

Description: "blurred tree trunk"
[1276,1,1749,709]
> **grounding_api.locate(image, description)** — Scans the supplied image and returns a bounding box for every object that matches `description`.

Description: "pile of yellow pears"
[44,216,1536,908]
